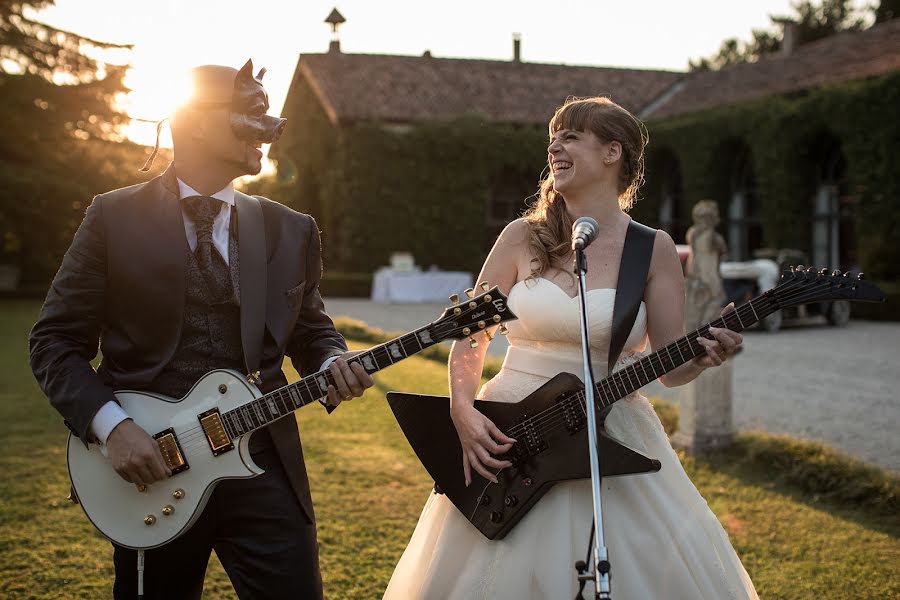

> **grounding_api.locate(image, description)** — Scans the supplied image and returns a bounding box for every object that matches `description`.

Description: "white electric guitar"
[67,285,516,550]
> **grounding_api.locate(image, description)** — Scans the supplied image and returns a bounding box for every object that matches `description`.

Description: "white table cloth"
[371,269,473,303]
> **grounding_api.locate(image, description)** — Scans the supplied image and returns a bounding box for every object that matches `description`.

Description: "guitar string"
[507,276,840,437]
[164,296,512,449]
[499,276,826,439]
[180,277,818,455]
[175,276,833,456]
[178,278,820,456]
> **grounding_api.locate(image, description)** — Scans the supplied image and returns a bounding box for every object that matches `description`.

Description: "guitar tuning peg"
[818,268,828,276]
[499,323,509,335]
[465,288,475,298]
[831,269,842,277]
[795,264,805,272]
[469,337,479,349]
[480,282,490,292]
[449,294,460,305]
[857,272,865,280]
[484,329,494,342]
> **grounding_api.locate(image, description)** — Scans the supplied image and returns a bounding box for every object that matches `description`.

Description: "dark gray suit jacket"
[29,164,347,522]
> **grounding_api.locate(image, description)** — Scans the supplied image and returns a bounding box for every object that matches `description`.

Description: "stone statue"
[684,200,727,331]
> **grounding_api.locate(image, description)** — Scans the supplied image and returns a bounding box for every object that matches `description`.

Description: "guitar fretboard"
[220,326,442,439]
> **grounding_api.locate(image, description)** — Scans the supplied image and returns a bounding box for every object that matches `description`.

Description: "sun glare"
[119,63,195,148]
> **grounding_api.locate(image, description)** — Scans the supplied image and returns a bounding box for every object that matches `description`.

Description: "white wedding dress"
[384,277,758,599]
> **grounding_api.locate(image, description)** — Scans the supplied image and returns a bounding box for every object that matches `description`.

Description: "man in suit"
[29,60,372,599]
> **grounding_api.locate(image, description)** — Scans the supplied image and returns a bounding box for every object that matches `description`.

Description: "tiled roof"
[292,53,684,125]
[643,18,900,120]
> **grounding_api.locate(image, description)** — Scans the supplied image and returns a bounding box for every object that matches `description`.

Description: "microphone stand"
[573,243,612,599]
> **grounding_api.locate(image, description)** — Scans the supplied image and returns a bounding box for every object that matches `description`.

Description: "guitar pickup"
[556,393,585,434]
[198,408,235,456]
[512,414,548,457]
[153,428,190,475]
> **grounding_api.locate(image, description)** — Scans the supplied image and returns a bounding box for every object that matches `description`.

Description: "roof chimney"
[325,7,346,54]
[779,19,798,56]
[513,32,521,63]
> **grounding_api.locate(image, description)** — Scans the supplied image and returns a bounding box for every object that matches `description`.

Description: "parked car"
[675,245,851,332]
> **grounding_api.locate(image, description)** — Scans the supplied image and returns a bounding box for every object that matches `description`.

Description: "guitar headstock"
[429,282,518,347]
[770,266,885,308]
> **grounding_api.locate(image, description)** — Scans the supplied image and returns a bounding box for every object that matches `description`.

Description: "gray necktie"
[182,195,231,304]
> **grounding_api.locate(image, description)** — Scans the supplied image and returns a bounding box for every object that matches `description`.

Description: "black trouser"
[112,435,322,600]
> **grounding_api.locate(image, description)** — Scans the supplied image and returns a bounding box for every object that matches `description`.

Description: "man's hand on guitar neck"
[106,419,172,486]
[325,350,375,407]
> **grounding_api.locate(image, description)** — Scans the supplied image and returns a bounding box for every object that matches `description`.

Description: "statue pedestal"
[671,362,734,453]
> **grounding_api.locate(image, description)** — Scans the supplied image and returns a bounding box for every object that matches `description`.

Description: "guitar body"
[387,373,661,540]
[67,370,264,550]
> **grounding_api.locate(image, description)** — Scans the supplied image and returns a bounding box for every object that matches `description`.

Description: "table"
[371,268,473,303]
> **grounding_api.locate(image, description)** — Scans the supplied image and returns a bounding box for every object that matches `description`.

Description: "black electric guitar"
[387,268,885,540]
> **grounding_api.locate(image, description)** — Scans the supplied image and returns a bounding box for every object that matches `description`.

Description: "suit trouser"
[112,437,323,600]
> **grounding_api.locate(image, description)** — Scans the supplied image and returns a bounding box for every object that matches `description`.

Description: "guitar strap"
[234,191,267,382]
[607,220,657,375]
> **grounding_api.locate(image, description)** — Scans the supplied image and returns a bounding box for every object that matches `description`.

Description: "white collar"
[176,178,235,206]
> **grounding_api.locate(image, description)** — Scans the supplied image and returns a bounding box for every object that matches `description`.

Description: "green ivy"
[273,71,899,282]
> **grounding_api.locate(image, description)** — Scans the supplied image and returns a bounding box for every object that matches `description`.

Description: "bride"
[384,96,758,599]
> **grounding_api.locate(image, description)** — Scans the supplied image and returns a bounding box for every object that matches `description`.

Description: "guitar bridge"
[198,408,235,456]
[153,428,190,475]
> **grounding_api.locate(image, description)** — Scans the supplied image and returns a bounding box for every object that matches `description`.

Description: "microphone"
[571,217,599,251]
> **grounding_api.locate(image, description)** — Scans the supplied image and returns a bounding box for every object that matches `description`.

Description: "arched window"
[812,140,854,270]
[657,151,685,243]
[727,146,762,261]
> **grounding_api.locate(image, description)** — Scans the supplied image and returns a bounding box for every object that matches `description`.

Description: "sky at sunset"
[32,0,869,154]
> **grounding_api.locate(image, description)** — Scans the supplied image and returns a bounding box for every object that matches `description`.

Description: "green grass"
[2,300,898,599]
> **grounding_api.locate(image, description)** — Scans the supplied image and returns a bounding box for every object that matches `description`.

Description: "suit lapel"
[234,191,267,378]
[154,164,189,337]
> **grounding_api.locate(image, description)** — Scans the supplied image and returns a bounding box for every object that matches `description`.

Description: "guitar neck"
[220,326,442,439]
[592,291,778,409]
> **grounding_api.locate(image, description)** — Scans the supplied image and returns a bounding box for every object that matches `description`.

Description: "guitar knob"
[490,511,503,523]
[480,495,492,506]
[449,294,460,305]
[504,495,518,507]
[173,489,185,500]
[162,505,175,516]
[144,515,157,526]
[521,476,533,487]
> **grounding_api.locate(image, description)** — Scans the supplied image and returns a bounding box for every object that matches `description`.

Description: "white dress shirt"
[90,178,337,443]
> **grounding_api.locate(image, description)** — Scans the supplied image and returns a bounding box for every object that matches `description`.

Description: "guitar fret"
[673,341,685,363]
[252,400,265,424]
[749,301,760,322]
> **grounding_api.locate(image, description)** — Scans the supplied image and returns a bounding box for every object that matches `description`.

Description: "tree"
[0,2,152,287]
[689,0,873,71]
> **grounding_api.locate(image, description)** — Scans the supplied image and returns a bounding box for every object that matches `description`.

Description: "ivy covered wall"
[640,70,900,280]
[274,70,899,282]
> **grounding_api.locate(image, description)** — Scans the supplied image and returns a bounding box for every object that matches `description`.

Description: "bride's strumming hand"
[450,403,516,487]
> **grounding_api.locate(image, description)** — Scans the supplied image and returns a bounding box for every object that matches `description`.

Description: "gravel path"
[325,298,900,472]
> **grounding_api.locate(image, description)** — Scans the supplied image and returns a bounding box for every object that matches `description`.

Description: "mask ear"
[237,59,254,82]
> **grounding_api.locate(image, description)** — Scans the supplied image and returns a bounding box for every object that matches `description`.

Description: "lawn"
[1,300,897,599]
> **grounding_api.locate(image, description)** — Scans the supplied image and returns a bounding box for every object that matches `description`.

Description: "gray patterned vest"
[152,225,244,399]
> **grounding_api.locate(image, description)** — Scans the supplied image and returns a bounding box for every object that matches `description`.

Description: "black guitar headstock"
[430,283,518,348]
[770,266,885,309]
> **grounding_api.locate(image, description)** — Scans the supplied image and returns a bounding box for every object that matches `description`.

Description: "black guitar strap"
[607,220,657,375]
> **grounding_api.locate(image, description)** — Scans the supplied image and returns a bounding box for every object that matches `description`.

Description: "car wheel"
[761,311,782,332]
[826,300,851,326]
